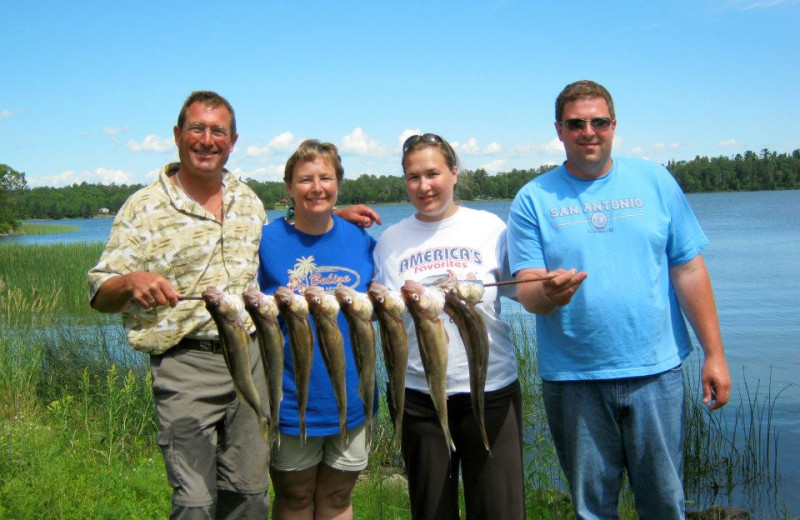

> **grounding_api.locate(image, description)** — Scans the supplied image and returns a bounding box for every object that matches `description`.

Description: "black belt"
[177,337,224,354]
[175,332,257,354]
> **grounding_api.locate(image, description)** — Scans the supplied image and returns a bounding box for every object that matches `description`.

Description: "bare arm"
[91,271,180,313]
[515,267,588,315]
[334,204,382,228]
[670,254,731,411]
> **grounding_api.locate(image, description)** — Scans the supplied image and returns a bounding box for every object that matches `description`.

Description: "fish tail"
[365,411,372,449]
[394,398,404,448]
[300,413,306,444]
[258,417,271,447]
[478,421,490,452]
[444,426,456,454]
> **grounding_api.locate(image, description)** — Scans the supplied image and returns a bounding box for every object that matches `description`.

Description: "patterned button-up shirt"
[88,163,267,355]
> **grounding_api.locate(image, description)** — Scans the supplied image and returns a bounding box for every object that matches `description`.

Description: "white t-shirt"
[372,206,518,394]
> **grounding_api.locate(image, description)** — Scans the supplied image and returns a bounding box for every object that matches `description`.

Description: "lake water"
[3,190,799,516]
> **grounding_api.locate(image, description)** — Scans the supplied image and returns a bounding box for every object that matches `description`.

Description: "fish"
[453,278,484,306]
[435,277,491,451]
[335,286,377,448]
[202,287,271,449]
[242,287,284,447]
[401,280,455,453]
[274,286,314,442]
[304,286,349,442]
[368,282,408,444]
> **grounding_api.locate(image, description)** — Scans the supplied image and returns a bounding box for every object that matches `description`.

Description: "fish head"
[368,282,405,317]
[203,286,226,309]
[335,286,372,318]
[304,286,339,315]
[456,280,484,305]
[433,275,458,293]
[401,280,444,317]
[275,286,309,316]
[242,287,279,319]
[202,286,244,322]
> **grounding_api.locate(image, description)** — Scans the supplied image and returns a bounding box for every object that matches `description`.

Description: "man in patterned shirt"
[88,91,378,519]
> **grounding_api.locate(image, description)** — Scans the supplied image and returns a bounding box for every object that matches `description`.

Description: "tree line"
[2,149,799,232]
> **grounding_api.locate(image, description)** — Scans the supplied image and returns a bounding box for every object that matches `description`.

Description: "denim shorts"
[542,365,686,520]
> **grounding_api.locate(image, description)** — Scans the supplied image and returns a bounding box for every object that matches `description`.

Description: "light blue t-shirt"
[507,157,708,381]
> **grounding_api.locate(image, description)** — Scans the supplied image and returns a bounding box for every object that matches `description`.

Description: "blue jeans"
[542,366,686,520]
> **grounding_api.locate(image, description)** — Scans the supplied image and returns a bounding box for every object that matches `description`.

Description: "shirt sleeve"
[87,201,143,302]
[506,186,547,276]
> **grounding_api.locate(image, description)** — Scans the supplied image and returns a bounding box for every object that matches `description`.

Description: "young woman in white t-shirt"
[372,133,525,520]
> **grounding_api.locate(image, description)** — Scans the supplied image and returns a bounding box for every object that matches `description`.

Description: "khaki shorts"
[271,424,368,472]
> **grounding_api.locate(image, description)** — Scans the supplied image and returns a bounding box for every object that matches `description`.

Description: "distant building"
[98,208,110,215]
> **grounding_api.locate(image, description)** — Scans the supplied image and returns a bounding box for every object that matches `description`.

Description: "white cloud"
[26,170,80,187]
[1,108,23,120]
[246,131,297,157]
[340,128,388,156]
[541,138,564,155]
[452,138,503,156]
[103,126,128,136]
[26,167,136,187]
[144,168,161,181]
[398,129,422,150]
[453,137,480,155]
[654,142,682,151]
[94,167,134,185]
[480,159,506,172]
[719,139,739,148]
[485,142,502,154]
[126,134,174,152]
[230,164,286,183]
[727,0,799,10]
[628,146,645,156]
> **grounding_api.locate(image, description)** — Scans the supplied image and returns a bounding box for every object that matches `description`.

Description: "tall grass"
[15,223,81,235]
[0,242,166,518]
[0,242,106,315]
[683,360,790,517]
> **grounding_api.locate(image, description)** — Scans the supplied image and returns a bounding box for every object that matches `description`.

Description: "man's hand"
[516,267,588,315]
[334,204,382,228]
[701,354,731,411]
[91,271,180,313]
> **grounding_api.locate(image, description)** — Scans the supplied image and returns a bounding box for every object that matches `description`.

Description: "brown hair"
[401,133,459,174]
[177,91,237,135]
[555,80,615,122]
[284,139,344,184]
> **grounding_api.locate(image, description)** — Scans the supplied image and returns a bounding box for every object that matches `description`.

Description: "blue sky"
[2,0,799,188]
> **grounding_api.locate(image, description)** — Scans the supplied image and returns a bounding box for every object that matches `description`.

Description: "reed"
[15,223,81,235]
[0,242,105,315]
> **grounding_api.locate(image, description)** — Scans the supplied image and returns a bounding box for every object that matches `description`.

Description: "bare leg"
[271,465,318,520]
[312,463,360,520]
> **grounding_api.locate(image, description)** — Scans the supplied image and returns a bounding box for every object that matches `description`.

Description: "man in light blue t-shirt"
[507,80,731,520]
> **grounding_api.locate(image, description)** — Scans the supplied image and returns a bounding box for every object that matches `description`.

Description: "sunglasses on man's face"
[560,117,613,132]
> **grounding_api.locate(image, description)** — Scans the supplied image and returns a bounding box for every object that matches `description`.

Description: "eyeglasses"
[183,123,230,138]
[402,133,457,164]
[559,117,613,132]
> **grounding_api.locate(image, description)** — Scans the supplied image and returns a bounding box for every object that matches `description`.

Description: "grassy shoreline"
[0,243,791,518]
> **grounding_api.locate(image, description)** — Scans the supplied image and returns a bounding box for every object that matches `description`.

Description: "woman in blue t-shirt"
[257,139,376,520]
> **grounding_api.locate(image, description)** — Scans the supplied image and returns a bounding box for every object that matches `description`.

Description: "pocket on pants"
[156,427,182,489]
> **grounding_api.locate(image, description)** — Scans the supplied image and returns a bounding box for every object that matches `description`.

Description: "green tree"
[0,163,28,233]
